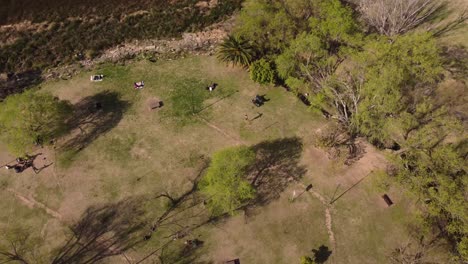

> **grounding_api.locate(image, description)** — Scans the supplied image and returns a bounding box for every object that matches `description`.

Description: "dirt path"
[7,188,64,221]
[297,183,336,251]
[197,116,244,145]
[7,188,134,263]
[197,117,337,247]
[197,117,338,253]
[310,189,335,248]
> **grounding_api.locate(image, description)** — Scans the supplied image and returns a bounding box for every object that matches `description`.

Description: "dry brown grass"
[0,56,437,263]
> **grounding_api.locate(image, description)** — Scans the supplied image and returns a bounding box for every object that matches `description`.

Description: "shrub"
[217,35,255,67]
[249,59,276,85]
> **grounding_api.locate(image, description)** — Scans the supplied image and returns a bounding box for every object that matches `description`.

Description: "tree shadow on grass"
[248,137,307,206]
[51,198,146,264]
[158,240,211,264]
[312,245,332,263]
[61,91,130,151]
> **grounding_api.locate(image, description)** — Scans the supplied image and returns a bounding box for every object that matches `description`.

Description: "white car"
[90,75,104,82]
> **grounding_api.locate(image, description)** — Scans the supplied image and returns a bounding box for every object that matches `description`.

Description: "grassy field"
[0,56,449,263]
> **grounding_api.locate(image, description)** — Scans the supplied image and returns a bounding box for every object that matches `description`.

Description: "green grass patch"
[98,133,137,163]
[100,179,121,200]
[56,149,79,169]
[34,184,64,210]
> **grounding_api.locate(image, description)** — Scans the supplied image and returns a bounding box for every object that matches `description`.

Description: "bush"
[249,59,276,85]
[217,35,255,67]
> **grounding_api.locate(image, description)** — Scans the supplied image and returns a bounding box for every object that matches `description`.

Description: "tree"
[358,0,442,36]
[235,0,313,55]
[276,0,361,90]
[249,59,276,84]
[199,146,256,215]
[386,100,467,260]
[0,90,72,155]
[276,33,338,89]
[351,32,442,145]
[217,35,255,68]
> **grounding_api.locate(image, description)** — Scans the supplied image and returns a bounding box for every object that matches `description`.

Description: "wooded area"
[0,0,466,263]
[216,0,467,261]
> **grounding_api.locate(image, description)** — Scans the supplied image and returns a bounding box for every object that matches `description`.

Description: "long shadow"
[51,198,146,264]
[195,90,239,114]
[248,137,307,205]
[61,91,130,151]
[0,70,43,100]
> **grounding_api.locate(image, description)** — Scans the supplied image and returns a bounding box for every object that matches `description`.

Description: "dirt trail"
[197,117,338,246]
[7,188,134,263]
[197,116,244,145]
[7,188,64,221]
[310,189,335,248]
[198,118,338,252]
[297,183,336,250]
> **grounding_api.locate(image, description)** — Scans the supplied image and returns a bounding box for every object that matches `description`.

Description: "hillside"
[0,0,241,97]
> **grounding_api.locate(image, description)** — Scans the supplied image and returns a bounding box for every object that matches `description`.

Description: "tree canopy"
[231,0,467,260]
[199,146,256,216]
[0,90,72,155]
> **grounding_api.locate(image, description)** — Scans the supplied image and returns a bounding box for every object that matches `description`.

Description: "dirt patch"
[7,188,64,221]
[207,184,328,263]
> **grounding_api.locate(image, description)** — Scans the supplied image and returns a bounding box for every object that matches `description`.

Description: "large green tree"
[235,0,313,55]
[0,90,72,155]
[275,0,361,89]
[390,103,467,260]
[200,146,256,215]
[350,32,442,145]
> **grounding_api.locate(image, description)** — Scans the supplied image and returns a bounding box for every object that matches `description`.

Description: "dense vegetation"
[219,0,467,260]
[0,0,242,74]
[200,146,256,215]
[0,90,72,155]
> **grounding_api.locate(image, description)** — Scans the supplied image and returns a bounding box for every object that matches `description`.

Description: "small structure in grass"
[147,98,163,111]
[382,194,394,207]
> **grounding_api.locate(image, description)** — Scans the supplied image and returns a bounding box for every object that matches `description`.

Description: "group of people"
[4,154,41,174]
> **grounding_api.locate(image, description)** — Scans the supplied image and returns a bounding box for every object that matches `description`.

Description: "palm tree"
[217,35,255,68]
